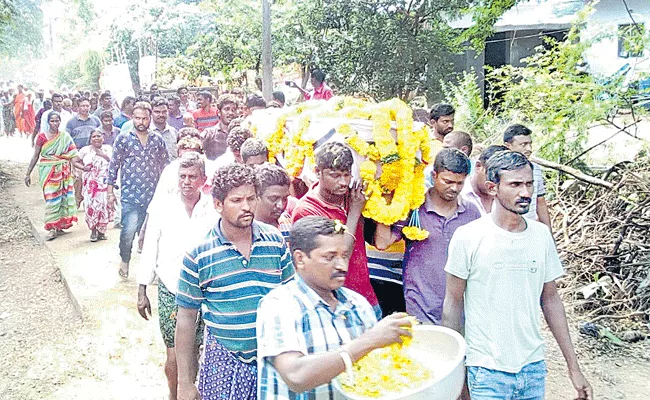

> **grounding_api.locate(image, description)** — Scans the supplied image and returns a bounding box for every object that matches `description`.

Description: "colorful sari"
[79,145,114,233]
[36,131,79,231]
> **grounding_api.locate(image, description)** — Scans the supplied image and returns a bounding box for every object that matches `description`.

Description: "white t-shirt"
[444,215,563,373]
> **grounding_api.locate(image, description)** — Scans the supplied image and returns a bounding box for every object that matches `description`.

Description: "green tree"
[177,0,521,100]
[107,0,215,90]
[0,0,44,59]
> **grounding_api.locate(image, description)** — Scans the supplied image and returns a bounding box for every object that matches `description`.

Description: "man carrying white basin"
[256,216,413,399]
[443,151,593,400]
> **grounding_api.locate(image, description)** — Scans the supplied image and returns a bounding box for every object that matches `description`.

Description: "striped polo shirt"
[176,220,295,363]
[192,106,219,132]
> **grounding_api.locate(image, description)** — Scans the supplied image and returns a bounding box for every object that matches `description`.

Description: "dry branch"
[531,156,614,189]
[550,160,650,328]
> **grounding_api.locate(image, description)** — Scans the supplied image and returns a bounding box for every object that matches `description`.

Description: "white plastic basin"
[333,325,466,400]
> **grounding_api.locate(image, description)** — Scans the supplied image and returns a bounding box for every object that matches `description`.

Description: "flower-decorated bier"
[245,97,432,240]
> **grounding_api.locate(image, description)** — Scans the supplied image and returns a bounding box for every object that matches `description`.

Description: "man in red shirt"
[291,142,380,317]
[192,90,219,132]
[292,69,334,101]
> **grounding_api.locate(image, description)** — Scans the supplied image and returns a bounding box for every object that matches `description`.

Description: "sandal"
[90,229,98,242]
[97,233,107,240]
[118,262,129,280]
[46,230,57,241]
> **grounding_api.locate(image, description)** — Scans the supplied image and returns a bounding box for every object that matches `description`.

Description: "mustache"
[239,213,254,219]
[331,272,347,279]
[517,198,532,205]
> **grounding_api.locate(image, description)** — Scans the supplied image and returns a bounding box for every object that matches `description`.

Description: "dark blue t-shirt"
[66,114,101,149]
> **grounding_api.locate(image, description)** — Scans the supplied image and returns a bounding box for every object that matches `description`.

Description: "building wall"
[583,0,650,77]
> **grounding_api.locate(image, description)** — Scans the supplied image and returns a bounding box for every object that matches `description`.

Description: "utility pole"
[261,0,273,101]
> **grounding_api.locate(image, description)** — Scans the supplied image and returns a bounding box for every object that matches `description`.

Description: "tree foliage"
[0,0,43,59]
[445,7,648,174]
[172,0,520,100]
[107,0,215,89]
[55,50,103,91]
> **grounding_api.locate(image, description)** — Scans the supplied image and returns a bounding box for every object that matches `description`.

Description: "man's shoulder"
[261,280,300,304]
[291,193,324,219]
[460,198,482,219]
[340,286,373,308]
[254,221,286,243]
[454,215,491,237]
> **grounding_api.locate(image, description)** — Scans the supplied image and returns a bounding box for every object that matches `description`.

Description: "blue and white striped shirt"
[257,276,378,399]
[176,220,294,363]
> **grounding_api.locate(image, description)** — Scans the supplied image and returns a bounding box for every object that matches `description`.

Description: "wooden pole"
[261,0,273,101]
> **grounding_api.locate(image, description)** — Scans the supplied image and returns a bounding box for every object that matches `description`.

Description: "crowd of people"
[13,67,593,400]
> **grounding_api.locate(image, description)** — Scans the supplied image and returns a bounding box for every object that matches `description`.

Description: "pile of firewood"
[549,160,650,328]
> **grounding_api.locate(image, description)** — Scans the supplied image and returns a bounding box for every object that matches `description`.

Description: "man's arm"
[343,182,367,251]
[441,273,466,333]
[541,281,592,399]
[271,313,412,393]
[537,196,553,232]
[176,307,201,400]
[136,213,162,320]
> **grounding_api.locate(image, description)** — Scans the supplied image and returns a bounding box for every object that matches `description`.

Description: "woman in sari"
[25,111,84,240]
[78,129,114,242]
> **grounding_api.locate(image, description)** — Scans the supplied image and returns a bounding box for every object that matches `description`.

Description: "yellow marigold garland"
[254,97,432,233]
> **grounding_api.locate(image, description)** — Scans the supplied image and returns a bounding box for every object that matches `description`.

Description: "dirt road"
[0,136,167,400]
[0,135,648,399]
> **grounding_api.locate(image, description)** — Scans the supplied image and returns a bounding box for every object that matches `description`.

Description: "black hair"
[100,110,114,120]
[478,145,509,164]
[197,90,213,103]
[216,93,237,110]
[311,69,326,85]
[177,86,188,94]
[289,216,344,258]
[133,101,152,116]
[99,92,111,101]
[256,162,290,193]
[47,111,61,122]
[503,124,532,143]
[211,163,259,202]
[446,131,473,155]
[241,138,269,163]
[43,99,53,110]
[246,94,267,109]
[272,91,285,105]
[167,94,181,105]
[315,142,354,172]
[433,148,471,175]
[121,96,136,110]
[151,96,169,108]
[227,127,253,154]
[486,151,533,184]
[51,93,63,101]
[429,103,455,121]
[77,97,91,104]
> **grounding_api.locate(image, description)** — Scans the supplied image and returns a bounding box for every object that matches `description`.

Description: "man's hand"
[569,368,593,399]
[348,181,367,215]
[177,382,201,400]
[107,193,116,210]
[361,312,412,350]
[137,288,152,320]
[24,175,31,187]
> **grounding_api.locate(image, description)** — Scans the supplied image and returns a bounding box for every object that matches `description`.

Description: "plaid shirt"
[256,276,378,399]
